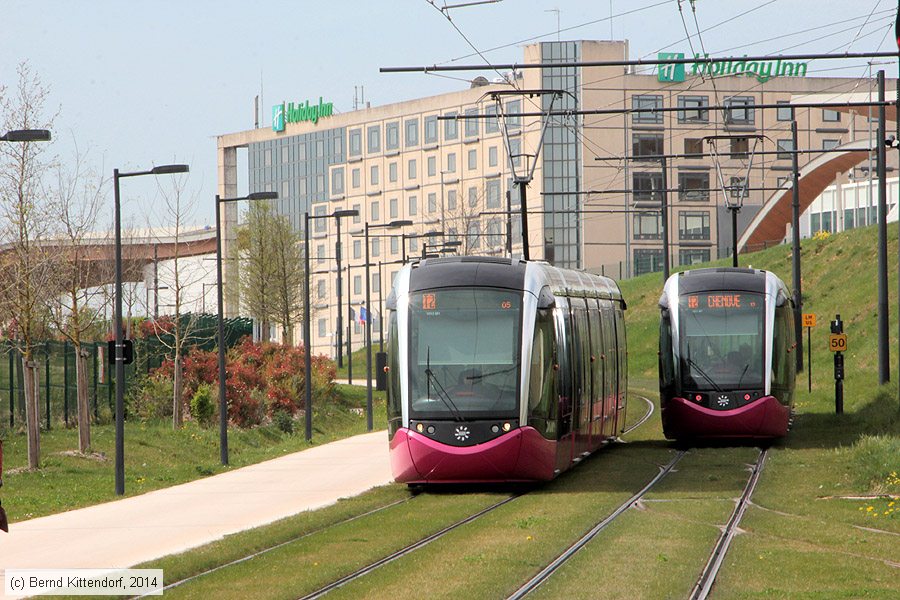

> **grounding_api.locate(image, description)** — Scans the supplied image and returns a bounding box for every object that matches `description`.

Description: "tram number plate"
[829,334,847,352]
[802,313,816,327]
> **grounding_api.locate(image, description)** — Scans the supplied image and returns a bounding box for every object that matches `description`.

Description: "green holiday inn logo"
[272,97,334,132]
[657,53,809,84]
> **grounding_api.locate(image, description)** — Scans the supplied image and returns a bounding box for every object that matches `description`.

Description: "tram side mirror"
[775,290,789,307]
[537,287,555,309]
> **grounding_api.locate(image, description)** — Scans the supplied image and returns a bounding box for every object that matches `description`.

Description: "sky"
[0,0,894,229]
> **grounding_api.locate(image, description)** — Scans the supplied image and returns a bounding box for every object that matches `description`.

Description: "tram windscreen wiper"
[737,363,750,388]
[425,346,465,421]
[686,356,723,393]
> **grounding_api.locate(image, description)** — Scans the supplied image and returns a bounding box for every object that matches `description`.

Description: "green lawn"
[0,384,386,522]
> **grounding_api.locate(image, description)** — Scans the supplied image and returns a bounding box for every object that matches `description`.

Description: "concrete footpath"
[0,430,392,574]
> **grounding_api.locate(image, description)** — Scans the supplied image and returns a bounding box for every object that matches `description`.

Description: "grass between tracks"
[1,384,386,522]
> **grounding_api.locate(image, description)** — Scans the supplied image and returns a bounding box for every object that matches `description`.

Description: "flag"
[358,304,368,325]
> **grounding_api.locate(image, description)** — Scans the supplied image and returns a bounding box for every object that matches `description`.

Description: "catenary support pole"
[791,121,804,373]
[877,69,890,384]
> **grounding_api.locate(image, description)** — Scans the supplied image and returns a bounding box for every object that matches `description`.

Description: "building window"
[679,211,710,240]
[448,189,457,211]
[372,237,381,257]
[331,167,344,195]
[427,192,437,213]
[447,152,456,173]
[777,139,794,160]
[485,105,499,133]
[405,118,419,147]
[390,237,399,255]
[465,108,479,138]
[389,162,398,183]
[353,239,361,259]
[317,279,326,299]
[679,248,710,266]
[314,205,327,232]
[633,171,663,203]
[427,155,436,177]
[349,129,362,156]
[370,165,379,186]
[823,109,841,122]
[634,249,663,276]
[507,100,521,129]
[370,200,380,221]
[316,243,326,264]
[352,204,361,224]
[632,212,662,240]
[468,186,478,208]
[385,121,400,150]
[367,125,381,153]
[677,95,709,123]
[468,149,477,170]
[409,238,418,254]
[777,101,793,121]
[444,112,458,140]
[486,219,502,247]
[486,179,501,208]
[632,94,663,124]
[408,195,417,216]
[318,318,326,338]
[372,273,381,293]
[729,176,748,198]
[730,137,749,157]
[315,139,325,158]
[823,139,840,150]
[424,115,438,144]
[351,168,360,188]
[632,133,664,160]
[724,96,755,126]
[684,138,703,156]
[678,171,709,201]
[408,159,417,180]
[315,174,325,194]
[281,180,290,199]
[467,220,481,250]
[488,146,498,167]
[389,197,398,219]
[264,149,272,166]
[509,137,521,167]
[353,275,362,296]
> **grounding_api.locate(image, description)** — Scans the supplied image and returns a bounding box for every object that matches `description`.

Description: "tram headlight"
[502,422,512,432]
[416,423,424,433]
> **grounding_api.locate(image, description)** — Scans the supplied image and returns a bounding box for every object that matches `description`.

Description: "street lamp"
[365,219,412,430]
[114,163,189,495]
[402,230,444,262]
[304,208,358,441]
[0,129,51,142]
[215,191,277,466]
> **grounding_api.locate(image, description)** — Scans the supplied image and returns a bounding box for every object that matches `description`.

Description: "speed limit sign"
[829,333,847,352]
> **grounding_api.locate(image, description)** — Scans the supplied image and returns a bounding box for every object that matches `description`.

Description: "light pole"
[402,230,444,262]
[215,191,277,466]
[305,209,358,441]
[365,220,412,430]
[114,163,189,495]
[0,129,51,142]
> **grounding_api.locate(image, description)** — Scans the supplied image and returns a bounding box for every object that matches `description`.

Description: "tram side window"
[386,311,402,435]
[659,310,675,389]
[771,304,796,394]
[527,309,557,437]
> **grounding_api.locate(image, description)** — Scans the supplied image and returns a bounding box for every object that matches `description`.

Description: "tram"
[384,256,628,483]
[658,267,796,440]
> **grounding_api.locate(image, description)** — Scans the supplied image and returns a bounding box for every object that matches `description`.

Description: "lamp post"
[215,191,277,466]
[114,163,189,495]
[305,209,358,440]
[402,230,444,262]
[365,220,412,430]
[0,129,51,142]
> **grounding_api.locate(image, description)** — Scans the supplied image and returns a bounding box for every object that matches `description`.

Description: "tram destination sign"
[658,53,810,84]
[686,293,759,310]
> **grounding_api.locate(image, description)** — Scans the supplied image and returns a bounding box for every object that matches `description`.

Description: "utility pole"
[660,156,670,281]
[877,69,889,384]
[791,120,803,373]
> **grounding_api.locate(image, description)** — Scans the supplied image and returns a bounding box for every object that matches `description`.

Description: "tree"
[45,146,109,454]
[0,63,57,469]
[238,202,305,345]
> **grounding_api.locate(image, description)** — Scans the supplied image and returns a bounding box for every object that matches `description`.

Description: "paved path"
[0,430,392,577]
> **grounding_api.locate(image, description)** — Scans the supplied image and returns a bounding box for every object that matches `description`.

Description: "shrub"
[190,383,215,427]
[130,374,173,421]
[273,409,294,434]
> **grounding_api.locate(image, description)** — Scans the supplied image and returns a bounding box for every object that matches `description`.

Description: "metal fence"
[0,314,253,432]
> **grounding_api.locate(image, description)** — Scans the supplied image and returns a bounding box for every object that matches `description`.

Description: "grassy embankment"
[1,384,386,522]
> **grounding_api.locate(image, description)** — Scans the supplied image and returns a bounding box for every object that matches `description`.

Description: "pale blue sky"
[0,0,891,227]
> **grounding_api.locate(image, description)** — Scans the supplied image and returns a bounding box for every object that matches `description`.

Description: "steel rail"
[506,450,687,600]
[689,447,769,600]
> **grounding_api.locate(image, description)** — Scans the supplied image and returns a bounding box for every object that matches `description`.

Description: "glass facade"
[541,41,581,269]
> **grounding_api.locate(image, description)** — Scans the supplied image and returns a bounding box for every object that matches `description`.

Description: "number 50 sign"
[829,333,847,352]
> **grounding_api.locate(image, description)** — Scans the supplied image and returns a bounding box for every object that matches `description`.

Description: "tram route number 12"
[829,334,848,352]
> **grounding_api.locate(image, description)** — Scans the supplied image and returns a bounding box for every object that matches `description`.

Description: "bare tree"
[0,63,57,469]
[443,182,486,256]
[144,175,206,428]
[237,202,276,341]
[45,146,109,453]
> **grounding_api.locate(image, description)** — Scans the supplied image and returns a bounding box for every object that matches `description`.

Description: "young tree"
[45,148,109,454]
[269,212,305,345]
[0,63,57,469]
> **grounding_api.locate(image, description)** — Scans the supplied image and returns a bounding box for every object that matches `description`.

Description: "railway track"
[689,448,768,600]
[144,395,657,598]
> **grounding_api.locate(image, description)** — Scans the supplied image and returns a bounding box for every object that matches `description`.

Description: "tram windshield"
[408,288,521,419]
[678,291,765,390]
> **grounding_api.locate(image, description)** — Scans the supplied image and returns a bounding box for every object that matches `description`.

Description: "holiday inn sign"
[658,53,809,84]
[272,97,334,132]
